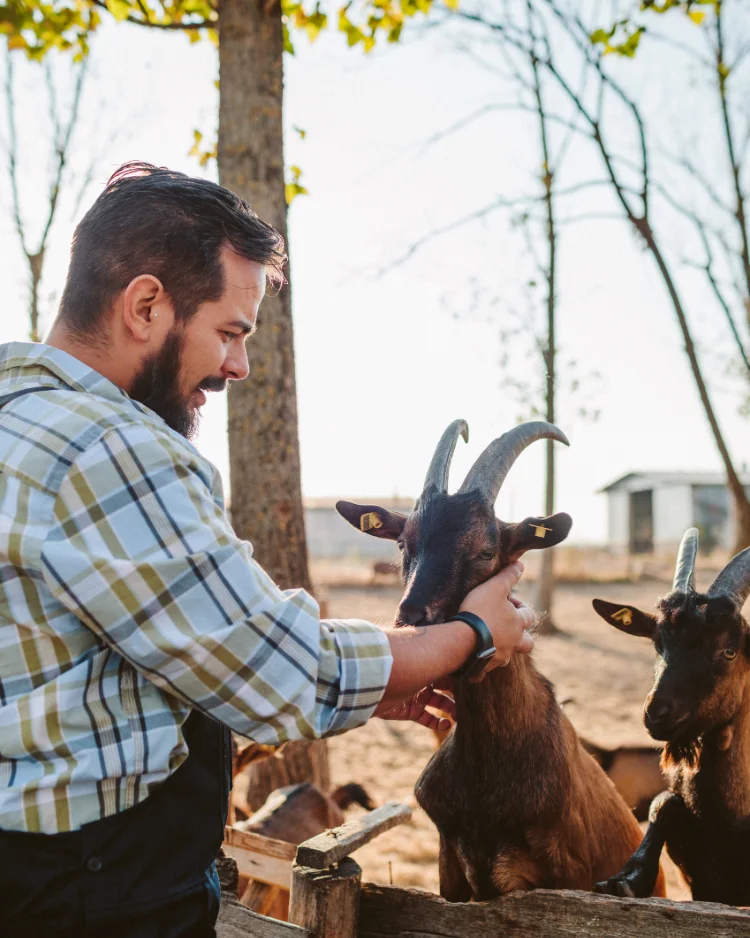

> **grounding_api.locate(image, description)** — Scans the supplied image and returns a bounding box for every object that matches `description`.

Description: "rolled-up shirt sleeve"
[39,422,392,743]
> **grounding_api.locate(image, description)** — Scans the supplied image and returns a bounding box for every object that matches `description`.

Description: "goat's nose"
[398,603,427,626]
[645,698,674,725]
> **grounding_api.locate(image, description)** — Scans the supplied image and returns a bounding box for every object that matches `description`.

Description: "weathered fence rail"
[218,803,750,938]
[358,885,750,938]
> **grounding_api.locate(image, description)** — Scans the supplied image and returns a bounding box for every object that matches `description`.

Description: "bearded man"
[0,162,533,938]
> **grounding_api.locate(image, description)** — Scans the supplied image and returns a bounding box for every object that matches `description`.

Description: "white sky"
[1,7,749,544]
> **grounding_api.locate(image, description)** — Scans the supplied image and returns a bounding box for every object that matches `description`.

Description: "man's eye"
[222,331,238,341]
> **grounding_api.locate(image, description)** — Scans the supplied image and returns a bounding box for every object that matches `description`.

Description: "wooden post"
[289,858,361,938]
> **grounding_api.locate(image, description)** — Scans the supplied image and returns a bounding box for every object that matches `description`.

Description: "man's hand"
[459,561,535,674]
[376,684,455,735]
[375,562,535,723]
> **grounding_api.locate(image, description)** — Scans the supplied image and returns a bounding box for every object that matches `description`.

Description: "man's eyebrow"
[226,319,257,335]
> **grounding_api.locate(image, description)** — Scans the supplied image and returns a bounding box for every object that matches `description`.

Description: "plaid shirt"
[0,343,392,834]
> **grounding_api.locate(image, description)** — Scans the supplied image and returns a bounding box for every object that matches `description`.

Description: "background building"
[600,472,750,554]
[304,497,413,560]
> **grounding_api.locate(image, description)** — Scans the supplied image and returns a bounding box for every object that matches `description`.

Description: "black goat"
[593,527,750,904]
[337,420,662,900]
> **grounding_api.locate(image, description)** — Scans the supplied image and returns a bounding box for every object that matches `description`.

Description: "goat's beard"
[129,328,201,440]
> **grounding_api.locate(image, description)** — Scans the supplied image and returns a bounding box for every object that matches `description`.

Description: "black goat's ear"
[504,512,572,561]
[592,599,656,638]
[335,500,407,540]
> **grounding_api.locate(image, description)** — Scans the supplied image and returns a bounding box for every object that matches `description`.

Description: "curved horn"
[458,421,569,506]
[422,419,469,494]
[707,546,750,610]
[672,527,699,593]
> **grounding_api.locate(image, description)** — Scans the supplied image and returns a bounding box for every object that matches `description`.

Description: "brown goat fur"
[581,739,665,822]
[235,781,375,844]
[415,652,663,899]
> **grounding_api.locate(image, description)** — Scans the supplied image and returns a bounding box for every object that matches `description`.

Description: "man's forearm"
[375,620,475,712]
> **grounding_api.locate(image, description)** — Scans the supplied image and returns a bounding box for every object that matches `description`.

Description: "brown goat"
[234,781,375,843]
[592,529,750,904]
[580,739,665,823]
[234,782,375,917]
[337,420,665,901]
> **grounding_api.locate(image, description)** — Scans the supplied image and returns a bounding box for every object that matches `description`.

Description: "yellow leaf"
[106,0,132,23]
[444,0,459,10]
[688,10,705,25]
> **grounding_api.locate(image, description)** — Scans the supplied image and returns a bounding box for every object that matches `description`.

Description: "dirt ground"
[325,578,692,901]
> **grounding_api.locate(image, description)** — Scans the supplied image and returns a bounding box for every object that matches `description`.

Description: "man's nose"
[225,344,250,381]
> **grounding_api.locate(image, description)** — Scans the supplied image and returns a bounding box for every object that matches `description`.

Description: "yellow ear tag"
[530,524,553,539]
[611,608,633,627]
[360,512,383,532]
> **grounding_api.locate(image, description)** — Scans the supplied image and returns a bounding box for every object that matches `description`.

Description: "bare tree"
[434,0,750,553]
[3,49,96,341]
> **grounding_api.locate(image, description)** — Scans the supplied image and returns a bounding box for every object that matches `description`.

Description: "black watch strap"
[452,612,496,680]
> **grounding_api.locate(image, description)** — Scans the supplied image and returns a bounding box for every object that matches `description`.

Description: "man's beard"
[129,329,225,440]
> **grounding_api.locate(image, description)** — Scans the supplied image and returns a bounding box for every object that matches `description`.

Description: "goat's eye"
[724,648,738,660]
[480,550,496,561]
[396,540,405,552]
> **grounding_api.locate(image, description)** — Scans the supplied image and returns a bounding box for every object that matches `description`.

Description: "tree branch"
[89,0,214,30]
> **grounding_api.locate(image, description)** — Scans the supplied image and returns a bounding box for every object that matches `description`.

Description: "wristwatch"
[451,612,497,680]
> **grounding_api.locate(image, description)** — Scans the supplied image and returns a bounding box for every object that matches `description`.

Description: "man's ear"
[502,512,573,562]
[335,500,408,541]
[592,599,657,639]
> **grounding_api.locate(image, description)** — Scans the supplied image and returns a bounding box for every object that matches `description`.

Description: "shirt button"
[86,855,103,873]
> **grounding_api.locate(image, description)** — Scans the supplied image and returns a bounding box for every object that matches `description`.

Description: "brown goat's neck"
[453,651,556,752]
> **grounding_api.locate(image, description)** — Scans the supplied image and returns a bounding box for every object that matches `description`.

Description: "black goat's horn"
[458,421,569,506]
[672,527,699,593]
[707,546,750,610]
[422,419,469,494]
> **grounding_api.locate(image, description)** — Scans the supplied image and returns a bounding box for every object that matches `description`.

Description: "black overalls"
[0,388,233,937]
[0,711,232,937]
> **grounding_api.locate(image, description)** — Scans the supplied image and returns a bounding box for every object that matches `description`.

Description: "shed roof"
[598,471,750,495]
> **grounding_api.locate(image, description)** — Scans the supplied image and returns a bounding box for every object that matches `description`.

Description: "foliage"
[590,0,718,56]
[0,0,444,61]
[285,164,308,204]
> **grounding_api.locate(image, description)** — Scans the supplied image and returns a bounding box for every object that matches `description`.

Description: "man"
[0,163,534,937]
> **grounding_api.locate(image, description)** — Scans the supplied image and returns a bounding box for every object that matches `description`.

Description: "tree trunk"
[639,221,750,555]
[242,739,331,813]
[531,39,560,634]
[217,0,328,802]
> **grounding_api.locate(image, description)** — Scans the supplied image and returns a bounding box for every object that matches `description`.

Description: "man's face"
[130,246,265,439]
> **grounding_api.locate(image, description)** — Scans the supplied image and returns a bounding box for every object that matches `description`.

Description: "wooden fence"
[217,803,750,938]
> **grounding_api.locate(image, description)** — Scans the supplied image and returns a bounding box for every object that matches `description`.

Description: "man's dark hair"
[58,161,286,339]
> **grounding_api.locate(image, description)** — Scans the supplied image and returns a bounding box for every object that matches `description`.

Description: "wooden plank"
[223,828,296,889]
[289,859,361,938]
[295,802,411,870]
[217,896,309,938]
[225,826,298,861]
[223,842,292,890]
[358,885,750,938]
